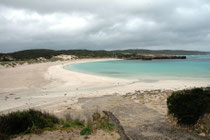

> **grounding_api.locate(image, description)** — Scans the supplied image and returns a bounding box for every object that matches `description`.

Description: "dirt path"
[61,92,208,140]
[110,101,205,140]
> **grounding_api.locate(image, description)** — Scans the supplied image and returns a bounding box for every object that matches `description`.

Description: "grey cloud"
[0,0,210,52]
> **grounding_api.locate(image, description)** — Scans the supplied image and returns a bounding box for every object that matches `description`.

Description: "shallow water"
[65,55,210,80]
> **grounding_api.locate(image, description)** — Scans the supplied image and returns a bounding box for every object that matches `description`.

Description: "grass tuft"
[62,123,71,128]
[80,128,92,135]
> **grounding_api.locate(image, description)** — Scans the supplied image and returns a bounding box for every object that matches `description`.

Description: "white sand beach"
[0,59,210,115]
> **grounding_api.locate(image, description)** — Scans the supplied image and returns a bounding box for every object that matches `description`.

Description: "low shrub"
[62,123,71,128]
[0,133,9,140]
[0,109,116,139]
[0,109,59,137]
[167,88,210,125]
[80,128,92,135]
[71,119,84,128]
[100,120,114,131]
[61,119,84,129]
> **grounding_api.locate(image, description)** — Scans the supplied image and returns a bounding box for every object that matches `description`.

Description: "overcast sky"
[0,0,210,52]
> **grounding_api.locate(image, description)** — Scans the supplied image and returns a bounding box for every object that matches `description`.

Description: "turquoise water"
[65,55,210,79]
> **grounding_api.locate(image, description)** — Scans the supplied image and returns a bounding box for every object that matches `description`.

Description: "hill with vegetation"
[113,49,209,55]
[0,49,208,61]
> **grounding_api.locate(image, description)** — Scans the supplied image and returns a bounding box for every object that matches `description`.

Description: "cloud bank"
[0,0,210,52]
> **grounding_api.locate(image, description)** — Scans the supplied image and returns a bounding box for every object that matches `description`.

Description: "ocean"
[65,55,210,80]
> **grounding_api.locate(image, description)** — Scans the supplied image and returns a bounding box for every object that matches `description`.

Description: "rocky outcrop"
[0,55,14,61]
[194,114,210,137]
[103,111,130,140]
[126,55,186,60]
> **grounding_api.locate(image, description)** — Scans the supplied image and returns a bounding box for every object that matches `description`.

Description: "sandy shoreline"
[0,58,210,114]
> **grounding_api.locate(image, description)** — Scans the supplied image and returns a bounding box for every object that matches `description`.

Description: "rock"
[131,95,137,100]
[15,97,21,100]
[199,133,205,137]
[92,112,101,122]
[200,125,204,130]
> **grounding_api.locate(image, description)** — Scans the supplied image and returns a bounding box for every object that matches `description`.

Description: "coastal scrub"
[167,88,210,125]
